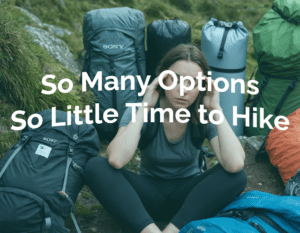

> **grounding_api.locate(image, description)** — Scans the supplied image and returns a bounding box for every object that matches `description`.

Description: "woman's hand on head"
[202,78,221,112]
[142,73,168,109]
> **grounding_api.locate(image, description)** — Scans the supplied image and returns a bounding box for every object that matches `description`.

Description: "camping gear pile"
[2,0,300,232]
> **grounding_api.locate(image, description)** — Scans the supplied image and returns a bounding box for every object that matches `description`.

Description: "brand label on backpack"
[35,144,52,158]
[43,137,57,143]
[103,44,124,49]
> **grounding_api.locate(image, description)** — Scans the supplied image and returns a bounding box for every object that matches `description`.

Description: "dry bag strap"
[0,135,31,179]
[213,20,239,59]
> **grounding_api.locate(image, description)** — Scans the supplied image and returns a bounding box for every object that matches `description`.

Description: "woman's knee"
[84,156,111,181]
[216,164,247,191]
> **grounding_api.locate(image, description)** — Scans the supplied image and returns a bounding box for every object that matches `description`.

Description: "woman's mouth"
[175,98,188,104]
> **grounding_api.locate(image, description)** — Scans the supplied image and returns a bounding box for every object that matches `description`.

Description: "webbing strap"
[59,191,81,233]
[42,201,52,233]
[0,135,30,179]
[257,213,287,233]
[219,209,287,233]
[252,76,269,107]
[62,142,75,193]
[71,212,81,233]
[109,56,118,134]
[244,65,258,106]
[274,78,297,116]
[213,20,239,59]
[218,27,230,59]
[135,41,144,102]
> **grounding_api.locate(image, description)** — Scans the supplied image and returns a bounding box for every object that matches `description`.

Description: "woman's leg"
[83,156,166,233]
[169,163,247,230]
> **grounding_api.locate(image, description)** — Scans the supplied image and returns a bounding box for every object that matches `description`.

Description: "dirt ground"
[67,137,285,233]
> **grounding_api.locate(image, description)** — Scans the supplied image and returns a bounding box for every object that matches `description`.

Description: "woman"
[84,44,247,233]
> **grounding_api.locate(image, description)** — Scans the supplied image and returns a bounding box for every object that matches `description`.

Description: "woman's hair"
[156,43,210,124]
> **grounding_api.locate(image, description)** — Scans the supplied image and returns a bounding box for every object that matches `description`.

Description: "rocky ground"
[66,136,285,233]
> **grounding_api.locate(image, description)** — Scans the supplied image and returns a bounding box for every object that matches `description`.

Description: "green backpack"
[245,0,300,137]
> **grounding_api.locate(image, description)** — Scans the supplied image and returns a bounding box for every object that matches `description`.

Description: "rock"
[15,7,72,37]
[238,135,266,166]
[44,24,72,37]
[25,25,80,75]
[15,6,43,26]
[239,135,285,196]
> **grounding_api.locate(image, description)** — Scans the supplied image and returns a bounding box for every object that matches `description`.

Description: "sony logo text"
[103,44,124,49]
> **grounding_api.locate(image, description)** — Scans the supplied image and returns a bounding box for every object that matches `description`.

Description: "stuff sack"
[245,0,300,137]
[201,18,248,137]
[265,108,300,185]
[180,191,300,233]
[0,110,100,232]
[81,7,146,140]
[146,18,191,83]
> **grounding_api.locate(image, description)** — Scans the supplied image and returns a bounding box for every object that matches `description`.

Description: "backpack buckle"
[68,145,75,157]
[224,22,232,28]
[14,135,30,148]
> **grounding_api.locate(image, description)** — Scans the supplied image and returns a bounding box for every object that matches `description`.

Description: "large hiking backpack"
[138,100,214,172]
[245,0,300,137]
[265,108,300,185]
[146,18,191,84]
[180,190,300,233]
[81,7,146,141]
[201,18,249,137]
[0,110,100,233]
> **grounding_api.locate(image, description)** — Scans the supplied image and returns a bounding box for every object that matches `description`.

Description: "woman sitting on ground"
[84,44,247,233]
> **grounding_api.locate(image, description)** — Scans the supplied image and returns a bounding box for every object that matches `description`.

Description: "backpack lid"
[272,0,300,24]
[83,7,145,49]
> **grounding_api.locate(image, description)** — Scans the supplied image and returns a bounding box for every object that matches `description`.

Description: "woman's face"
[163,60,203,110]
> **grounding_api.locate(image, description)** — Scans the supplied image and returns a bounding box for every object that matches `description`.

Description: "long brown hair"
[156,43,210,124]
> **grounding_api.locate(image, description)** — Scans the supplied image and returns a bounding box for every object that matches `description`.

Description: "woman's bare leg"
[162,223,179,233]
[141,223,162,233]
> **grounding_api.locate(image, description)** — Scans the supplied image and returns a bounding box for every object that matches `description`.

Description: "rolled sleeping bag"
[201,18,248,136]
[147,18,191,83]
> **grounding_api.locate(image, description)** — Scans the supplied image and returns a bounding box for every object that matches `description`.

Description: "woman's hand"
[202,78,221,112]
[142,74,168,108]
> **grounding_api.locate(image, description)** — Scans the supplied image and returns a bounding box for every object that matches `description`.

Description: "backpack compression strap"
[219,209,287,233]
[254,76,298,161]
[60,141,82,233]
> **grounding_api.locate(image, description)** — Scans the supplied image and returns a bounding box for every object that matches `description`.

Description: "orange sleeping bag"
[265,108,300,185]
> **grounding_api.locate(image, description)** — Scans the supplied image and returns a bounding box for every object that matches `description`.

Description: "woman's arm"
[107,75,165,169]
[203,78,245,173]
[107,105,149,169]
[209,108,245,173]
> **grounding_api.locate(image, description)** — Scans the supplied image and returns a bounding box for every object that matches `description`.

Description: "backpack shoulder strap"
[138,100,161,150]
[0,133,33,180]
